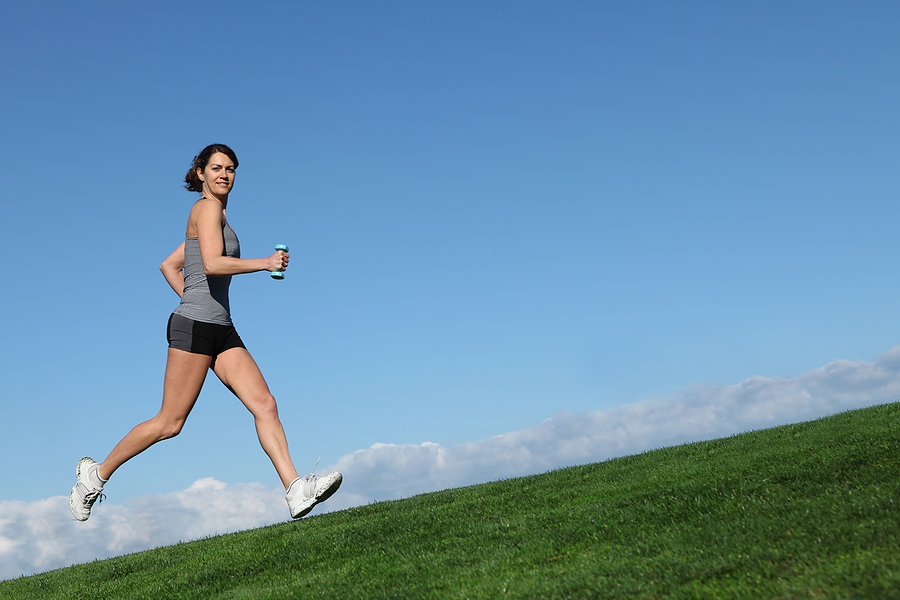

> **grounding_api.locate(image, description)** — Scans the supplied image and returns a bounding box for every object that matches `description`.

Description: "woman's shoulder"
[191,197,224,210]
[186,198,225,237]
[189,198,225,220]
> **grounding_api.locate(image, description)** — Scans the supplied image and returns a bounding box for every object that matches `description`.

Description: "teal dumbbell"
[272,244,289,279]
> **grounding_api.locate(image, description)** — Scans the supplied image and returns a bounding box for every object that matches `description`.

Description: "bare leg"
[98,348,212,481]
[211,347,300,489]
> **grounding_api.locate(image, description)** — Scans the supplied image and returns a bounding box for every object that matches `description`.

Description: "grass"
[4,402,899,599]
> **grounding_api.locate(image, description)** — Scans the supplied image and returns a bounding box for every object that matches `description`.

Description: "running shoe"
[286,470,342,519]
[69,457,105,521]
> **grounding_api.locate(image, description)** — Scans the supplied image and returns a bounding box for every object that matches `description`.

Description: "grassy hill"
[3,402,899,599]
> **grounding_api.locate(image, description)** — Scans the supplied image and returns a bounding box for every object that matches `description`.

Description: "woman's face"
[198,152,236,197]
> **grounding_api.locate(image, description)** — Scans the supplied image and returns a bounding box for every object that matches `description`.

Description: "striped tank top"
[172,220,241,325]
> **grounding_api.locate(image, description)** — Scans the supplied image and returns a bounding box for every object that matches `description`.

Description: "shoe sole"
[292,472,343,519]
[75,457,92,479]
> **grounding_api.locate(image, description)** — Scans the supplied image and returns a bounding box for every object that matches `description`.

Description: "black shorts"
[167,313,246,356]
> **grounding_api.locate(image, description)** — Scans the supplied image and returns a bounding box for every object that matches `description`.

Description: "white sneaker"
[286,471,342,519]
[69,457,106,521]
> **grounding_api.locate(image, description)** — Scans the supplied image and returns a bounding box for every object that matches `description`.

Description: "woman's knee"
[249,393,280,421]
[151,416,187,441]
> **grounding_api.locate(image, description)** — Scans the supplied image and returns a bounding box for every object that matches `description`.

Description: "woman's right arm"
[160,241,186,297]
[193,200,287,276]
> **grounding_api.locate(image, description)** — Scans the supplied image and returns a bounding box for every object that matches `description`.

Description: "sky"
[1,0,898,580]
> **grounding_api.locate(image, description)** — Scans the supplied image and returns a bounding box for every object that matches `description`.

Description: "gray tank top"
[172,221,241,325]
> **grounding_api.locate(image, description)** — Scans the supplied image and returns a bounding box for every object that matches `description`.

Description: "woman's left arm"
[160,241,186,297]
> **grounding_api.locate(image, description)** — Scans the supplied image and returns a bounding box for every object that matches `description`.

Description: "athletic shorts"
[167,313,246,356]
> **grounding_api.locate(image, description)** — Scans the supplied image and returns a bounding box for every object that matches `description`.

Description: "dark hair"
[183,144,239,192]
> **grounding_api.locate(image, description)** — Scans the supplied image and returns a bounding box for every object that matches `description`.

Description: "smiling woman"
[68,143,342,524]
[183,144,239,194]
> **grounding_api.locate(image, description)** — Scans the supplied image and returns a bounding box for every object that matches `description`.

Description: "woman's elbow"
[160,259,179,275]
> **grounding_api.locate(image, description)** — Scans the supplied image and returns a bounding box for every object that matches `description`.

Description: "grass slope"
[4,403,899,599]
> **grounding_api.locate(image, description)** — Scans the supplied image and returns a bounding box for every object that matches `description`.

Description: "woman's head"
[184,144,239,193]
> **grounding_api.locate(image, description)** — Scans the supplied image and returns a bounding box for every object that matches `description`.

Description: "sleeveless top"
[172,220,241,325]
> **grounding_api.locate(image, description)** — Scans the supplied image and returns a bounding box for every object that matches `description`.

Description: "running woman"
[69,144,341,521]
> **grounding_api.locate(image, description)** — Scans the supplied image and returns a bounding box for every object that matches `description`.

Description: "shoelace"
[304,457,321,481]
[77,482,106,508]
[86,491,106,508]
[297,459,322,497]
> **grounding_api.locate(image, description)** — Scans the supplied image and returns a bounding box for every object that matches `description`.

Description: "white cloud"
[0,480,287,582]
[319,346,900,509]
[3,347,899,581]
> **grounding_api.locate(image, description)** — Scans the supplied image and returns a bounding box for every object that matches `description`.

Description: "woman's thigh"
[159,347,213,421]
[211,347,275,414]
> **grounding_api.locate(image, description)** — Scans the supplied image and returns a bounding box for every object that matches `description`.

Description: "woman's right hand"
[265,248,290,273]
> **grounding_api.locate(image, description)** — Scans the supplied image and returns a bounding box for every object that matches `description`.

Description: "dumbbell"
[272,244,289,279]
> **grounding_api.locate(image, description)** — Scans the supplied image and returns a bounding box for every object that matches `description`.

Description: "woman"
[69,144,341,521]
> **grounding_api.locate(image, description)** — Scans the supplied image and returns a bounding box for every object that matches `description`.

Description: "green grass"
[5,403,899,599]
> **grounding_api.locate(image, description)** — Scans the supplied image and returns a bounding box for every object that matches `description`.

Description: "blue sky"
[1,1,899,579]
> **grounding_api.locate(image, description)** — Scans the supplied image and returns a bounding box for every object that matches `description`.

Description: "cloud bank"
[0,479,286,582]
[4,347,900,581]
[324,346,900,509]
